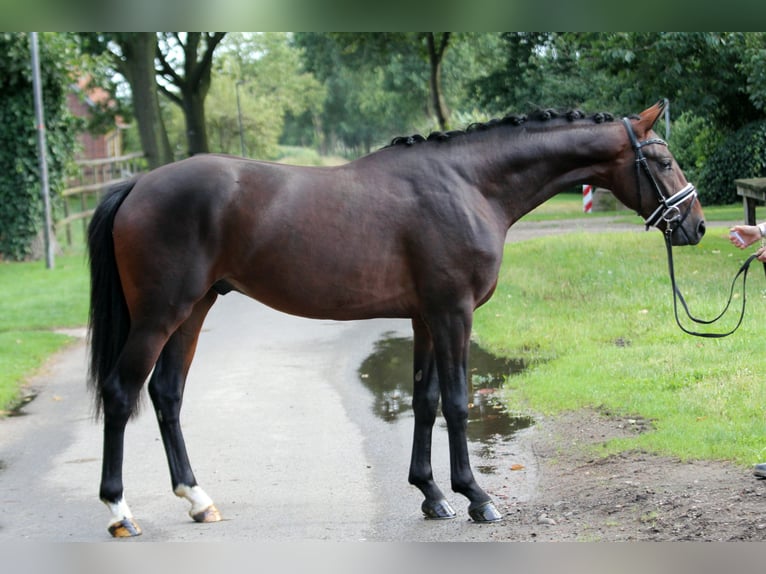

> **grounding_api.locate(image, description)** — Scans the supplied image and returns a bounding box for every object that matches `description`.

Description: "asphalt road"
[0,292,535,542]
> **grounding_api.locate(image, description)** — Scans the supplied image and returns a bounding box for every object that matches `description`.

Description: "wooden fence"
[60,152,146,246]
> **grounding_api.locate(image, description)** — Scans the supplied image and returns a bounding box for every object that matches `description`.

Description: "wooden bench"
[735,177,766,224]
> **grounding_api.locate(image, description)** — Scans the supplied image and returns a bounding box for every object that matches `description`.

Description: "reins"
[621,113,757,338]
[664,232,758,338]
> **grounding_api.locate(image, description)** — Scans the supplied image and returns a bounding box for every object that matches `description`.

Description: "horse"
[87,100,705,537]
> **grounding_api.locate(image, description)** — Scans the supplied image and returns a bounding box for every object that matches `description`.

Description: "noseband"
[621,117,697,232]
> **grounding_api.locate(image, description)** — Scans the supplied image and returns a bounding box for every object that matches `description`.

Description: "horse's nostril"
[698,220,706,237]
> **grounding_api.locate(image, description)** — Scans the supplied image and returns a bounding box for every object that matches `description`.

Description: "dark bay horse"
[87,100,705,537]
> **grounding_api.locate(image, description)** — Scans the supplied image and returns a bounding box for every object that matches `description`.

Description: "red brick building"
[67,76,125,160]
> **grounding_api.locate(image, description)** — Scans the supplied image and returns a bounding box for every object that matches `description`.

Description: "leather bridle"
[621,117,698,232]
[622,116,755,338]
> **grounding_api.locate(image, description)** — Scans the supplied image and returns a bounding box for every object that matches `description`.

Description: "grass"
[0,251,89,413]
[473,224,766,466]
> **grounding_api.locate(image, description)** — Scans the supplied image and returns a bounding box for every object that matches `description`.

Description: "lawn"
[0,252,89,413]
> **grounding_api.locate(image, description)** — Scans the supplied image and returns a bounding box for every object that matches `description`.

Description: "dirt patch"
[488,409,766,542]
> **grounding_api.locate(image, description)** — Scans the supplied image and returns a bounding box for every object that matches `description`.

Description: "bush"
[698,120,766,205]
[668,112,723,188]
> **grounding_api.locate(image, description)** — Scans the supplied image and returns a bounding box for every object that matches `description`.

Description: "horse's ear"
[636,99,666,131]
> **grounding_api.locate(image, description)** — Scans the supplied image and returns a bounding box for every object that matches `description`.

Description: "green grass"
[473,224,766,466]
[0,253,89,413]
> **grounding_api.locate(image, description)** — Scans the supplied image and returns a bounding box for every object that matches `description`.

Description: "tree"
[80,32,226,164]
[0,33,78,260]
[740,32,766,113]
[80,33,174,169]
[294,33,430,155]
[425,33,451,130]
[156,32,226,156]
[293,33,503,155]
[470,33,587,114]
[326,33,455,130]
[568,33,759,130]
[206,33,325,159]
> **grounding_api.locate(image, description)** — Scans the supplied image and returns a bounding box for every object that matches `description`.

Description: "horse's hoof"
[468,501,503,523]
[191,504,222,523]
[422,498,457,520]
[108,517,142,538]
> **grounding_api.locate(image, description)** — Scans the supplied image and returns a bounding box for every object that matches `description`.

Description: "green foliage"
[740,33,766,113]
[698,120,766,204]
[202,33,325,160]
[667,112,723,186]
[0,33,77,261]
[293,33,505,156]
[574,33,758,130]
[462,32,765,137]
[293,33,430,156]
[471,33,600,114]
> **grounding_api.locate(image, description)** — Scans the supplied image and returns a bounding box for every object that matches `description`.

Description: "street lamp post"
[236,80,246,157]
[30,32,54,270]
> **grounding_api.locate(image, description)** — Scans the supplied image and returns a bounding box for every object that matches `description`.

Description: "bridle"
[621,117,697,232]
[621,116,756,338]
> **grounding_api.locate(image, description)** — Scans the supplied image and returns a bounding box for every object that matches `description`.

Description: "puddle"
[357,333,534,446]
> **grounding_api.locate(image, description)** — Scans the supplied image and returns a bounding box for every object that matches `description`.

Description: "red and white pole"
[582,184,593,213]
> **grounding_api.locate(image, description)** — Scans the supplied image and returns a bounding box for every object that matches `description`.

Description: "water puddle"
[357,333,534,448]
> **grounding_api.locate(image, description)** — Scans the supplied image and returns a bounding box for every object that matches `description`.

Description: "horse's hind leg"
[99,325,174,537]
[408,318,456,519]
[148,290,221,524]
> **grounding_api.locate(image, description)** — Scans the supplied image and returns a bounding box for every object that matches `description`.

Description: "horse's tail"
[87,177,138,417]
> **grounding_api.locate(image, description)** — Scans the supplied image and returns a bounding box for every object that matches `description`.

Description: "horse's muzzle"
[670,217,705,246]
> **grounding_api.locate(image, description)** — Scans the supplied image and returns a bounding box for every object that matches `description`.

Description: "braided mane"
[386,108,616,148]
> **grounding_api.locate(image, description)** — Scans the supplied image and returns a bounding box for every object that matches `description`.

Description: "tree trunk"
[156,32,225,157]
[181,90,209,156]
[426,32,451,131]
[117,33,173,169]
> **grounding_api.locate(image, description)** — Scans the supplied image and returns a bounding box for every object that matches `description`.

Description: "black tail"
[87,178,138,417]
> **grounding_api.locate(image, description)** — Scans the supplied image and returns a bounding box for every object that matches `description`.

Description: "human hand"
[729,225,761,248]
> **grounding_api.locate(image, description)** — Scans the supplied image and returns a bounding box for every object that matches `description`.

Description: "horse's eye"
[660,158,673,170]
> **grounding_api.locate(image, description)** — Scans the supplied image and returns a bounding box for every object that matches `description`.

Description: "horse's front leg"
[429,311,502,523]
[408,318,455,519]
[148,292,221,525]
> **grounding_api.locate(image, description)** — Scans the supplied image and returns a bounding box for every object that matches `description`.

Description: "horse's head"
[614,100,706,246]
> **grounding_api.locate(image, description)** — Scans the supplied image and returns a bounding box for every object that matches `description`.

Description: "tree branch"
[155,40,183,89]
[157,83,182,106]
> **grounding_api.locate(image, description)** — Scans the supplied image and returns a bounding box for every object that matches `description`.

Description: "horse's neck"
[471,122,621,227]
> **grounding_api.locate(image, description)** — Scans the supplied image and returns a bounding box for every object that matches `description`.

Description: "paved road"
[0,293,535,542]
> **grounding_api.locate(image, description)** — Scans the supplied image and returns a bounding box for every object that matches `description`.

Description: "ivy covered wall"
[0,33,77,261]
